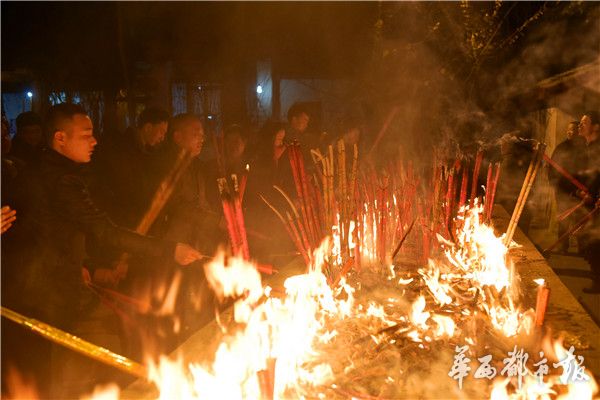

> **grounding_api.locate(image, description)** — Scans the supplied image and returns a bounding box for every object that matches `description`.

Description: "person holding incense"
[548,121,588,253]
[88,106,172,285]
[158,113,221,254]
[205,124,251,207]
[91,106,170,230]
[117,112,223,356]
[576,112,600,294]
[1,104,204,398]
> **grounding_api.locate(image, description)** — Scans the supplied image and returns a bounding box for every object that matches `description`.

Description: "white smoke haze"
[353,2,599,167]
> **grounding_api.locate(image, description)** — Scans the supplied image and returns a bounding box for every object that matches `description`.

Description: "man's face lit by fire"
[566,122,578,140]
[174,119,205,157]
[578,115,592,139]
[291,112,309,134]
[54,113,97,163]
[141,121,168,147]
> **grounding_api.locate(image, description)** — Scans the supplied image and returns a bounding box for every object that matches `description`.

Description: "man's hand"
[578,190,595,206]
[174,243,204,265]
[1,205,16,234]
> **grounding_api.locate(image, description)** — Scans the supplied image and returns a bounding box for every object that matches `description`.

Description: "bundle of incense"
[504,143,546,247]
[485,162,501,223]
[297,145,322,241]
[470,150,484,203]
[534,279,550,327]
[376,185,384,262]
[1,306,148,379]
[458,164,469,212]
[311,173,325,230]
[287,143,312,244]
[311,149,329,226]
[349,143,359,216]
[328,145,335,227]
[272,184,313,259]
[239,173,248,203]
[218,175,250,260]
[338,139,347,225]
[113,149,193,281]
[380,178,389,263]
[260,194,309,265]
[232,174,250,259]
[307,173,323,239]
[483,163,493,220]
[288,142,321,248]
[354,199,361,270]
[444,164,456,230]
[430,165,442,232]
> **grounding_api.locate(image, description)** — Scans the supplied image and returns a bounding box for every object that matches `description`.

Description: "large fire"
[5,203,597,399]
[114,206,596,399]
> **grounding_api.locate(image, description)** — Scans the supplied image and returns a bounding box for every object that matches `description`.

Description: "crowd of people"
[0,101,598,397]
[0,101,364,397]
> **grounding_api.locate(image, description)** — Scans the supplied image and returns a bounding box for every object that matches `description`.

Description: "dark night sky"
[2,2,122,88]
[2,1,598,117]
[1,2,378,88]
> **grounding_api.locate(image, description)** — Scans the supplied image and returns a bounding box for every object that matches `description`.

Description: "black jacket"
[91,128,164,229]
[157,146,221,252]
[549,137,588,197]
[2,149,175,328]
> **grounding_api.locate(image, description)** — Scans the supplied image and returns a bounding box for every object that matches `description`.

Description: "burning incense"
[485,162,501,223]
[534,279,550,327]
[233,195,250,260]
[259,195,309,265]
[458,165,468,211]
[470,150,483,203]
[257,358,277,400]
[444,166,456,229]
[350,143,359,215]
[504,143,546,247]
[219,178,241,254]
[484,162,493,218]
[112,149,193,281]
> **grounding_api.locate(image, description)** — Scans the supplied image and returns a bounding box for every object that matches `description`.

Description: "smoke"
[354,2,599,168]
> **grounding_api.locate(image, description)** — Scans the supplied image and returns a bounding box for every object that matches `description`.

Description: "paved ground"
[544,252,600,326]
[528,226,600,327]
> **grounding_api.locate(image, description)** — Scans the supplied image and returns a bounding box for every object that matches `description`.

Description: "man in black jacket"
[8,111,45,171]
[549,121,588,252]
[577,112,600,294]
[92,107,170,230]
[1,104,202,397]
